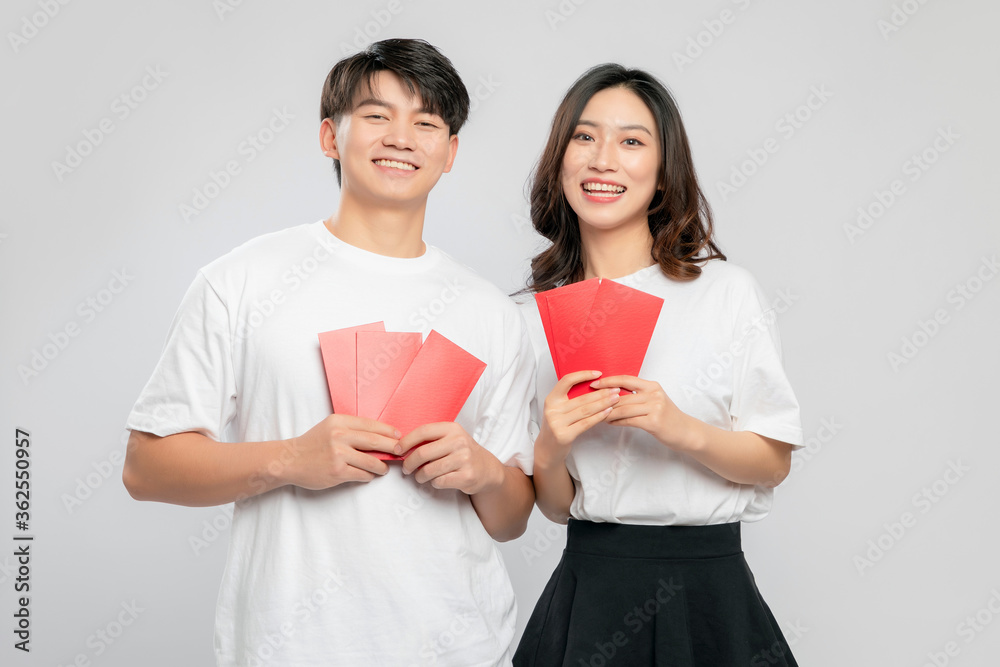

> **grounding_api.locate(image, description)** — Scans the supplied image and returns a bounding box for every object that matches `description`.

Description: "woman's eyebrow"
[577,119,653,135]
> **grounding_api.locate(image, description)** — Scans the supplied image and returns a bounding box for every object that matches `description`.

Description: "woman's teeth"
[582,183,625,196]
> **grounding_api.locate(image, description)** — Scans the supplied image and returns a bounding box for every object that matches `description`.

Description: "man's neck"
[326,193,427,258]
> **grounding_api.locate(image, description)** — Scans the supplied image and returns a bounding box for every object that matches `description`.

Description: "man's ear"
[442,133,459,174]
[320,117,339,159]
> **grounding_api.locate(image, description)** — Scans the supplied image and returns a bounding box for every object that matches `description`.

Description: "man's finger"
[401,438,451,475]
[349,432,402,454]
[413,453,461,485]
[339,415,402,439]
[395,422,454,456]
[346,449,390,476]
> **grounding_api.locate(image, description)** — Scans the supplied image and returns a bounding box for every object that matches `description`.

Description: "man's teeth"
[582,183,625,194]
[374,159,416,171]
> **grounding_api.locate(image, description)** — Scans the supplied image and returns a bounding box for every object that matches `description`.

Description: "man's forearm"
[470,465,534,542]
[123,430,291,507]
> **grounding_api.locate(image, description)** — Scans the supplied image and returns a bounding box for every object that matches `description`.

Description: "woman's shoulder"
[697,258,758,287]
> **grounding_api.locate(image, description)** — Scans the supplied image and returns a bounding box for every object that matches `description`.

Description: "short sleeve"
[470,308,537,475]
[729,279,803,448]
[126,271,238,441]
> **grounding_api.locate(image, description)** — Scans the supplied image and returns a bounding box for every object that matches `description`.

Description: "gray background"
[3,0,998,665]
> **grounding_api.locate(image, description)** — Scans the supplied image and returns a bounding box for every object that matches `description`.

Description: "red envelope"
[536,279,600,378]
[318,322,385,415]
[536,278,663,398]
[355,331,422,418]
[377,330,486,459]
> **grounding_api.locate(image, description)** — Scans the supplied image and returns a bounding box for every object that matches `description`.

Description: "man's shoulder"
[200,221,329,279]
[431,248,519,313]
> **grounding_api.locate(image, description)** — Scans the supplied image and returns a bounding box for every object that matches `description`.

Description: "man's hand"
[395,422,505,496]
[282,414,401,489]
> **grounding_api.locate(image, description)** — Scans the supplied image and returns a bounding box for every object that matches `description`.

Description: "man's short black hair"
[319,39,470,185]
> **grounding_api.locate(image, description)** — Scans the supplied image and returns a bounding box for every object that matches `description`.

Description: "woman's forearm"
[680,419,793,487]
[531,439,576,524]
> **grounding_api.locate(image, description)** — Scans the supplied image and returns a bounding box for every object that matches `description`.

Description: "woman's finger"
[590,374,647,392]
[553,369,603,395]
[567,390,619,424]
[606,403,649,423]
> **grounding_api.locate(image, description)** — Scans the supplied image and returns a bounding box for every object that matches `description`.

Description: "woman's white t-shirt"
[520,260,803,526]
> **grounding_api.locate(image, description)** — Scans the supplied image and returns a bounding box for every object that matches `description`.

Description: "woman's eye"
[624,138,644,146]
[573,133,594,141]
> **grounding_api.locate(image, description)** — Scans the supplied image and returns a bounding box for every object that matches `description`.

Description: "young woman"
[514,64,803,666]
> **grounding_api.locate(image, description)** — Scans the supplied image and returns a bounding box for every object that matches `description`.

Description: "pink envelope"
[318,326,487,462]
[376,330,486,460]
[536,278,663,398]
[355,331,422,419]
[318,322,385,415]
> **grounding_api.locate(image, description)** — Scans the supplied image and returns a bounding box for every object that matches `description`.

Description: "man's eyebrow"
[577,119,654,135]
[355,98,394,111]
[354,99,441,119]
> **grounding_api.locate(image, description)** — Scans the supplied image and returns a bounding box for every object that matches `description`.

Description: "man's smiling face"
[328,70,458,209]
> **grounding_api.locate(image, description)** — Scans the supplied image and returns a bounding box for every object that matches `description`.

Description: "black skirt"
[513,520,797,667]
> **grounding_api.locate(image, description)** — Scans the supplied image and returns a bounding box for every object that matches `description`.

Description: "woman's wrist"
[533,433,569,471]
[664,413,708,454]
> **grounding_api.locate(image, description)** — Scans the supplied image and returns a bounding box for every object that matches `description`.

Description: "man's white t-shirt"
[127,220,535,667]
[520,260,803,526]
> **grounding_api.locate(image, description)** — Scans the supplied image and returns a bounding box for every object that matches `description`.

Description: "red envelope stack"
[318,323,486,460]
[535,278,664,398]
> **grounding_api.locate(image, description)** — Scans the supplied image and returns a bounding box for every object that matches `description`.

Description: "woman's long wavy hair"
[527,64,725,293]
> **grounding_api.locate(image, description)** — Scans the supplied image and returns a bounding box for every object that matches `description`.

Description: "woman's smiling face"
[560,86,661,235]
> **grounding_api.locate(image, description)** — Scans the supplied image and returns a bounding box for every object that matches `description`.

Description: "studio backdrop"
[2,1,998,665]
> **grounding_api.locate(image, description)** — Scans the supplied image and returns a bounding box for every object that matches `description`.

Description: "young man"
[123,39,535,666]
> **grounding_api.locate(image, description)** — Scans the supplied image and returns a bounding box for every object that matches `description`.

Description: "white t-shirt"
[520,260,802,526]
[127,220,535,667]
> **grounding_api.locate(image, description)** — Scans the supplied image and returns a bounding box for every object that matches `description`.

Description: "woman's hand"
[536,370,620,464]
[591,375,698,452]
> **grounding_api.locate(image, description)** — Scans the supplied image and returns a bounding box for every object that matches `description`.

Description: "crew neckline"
[309,220,441,274]
[601,262,662,286]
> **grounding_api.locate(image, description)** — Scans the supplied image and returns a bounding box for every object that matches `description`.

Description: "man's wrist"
[262,438,298,488]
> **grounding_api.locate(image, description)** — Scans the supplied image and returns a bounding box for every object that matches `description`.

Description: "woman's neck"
[580,221,655,280]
